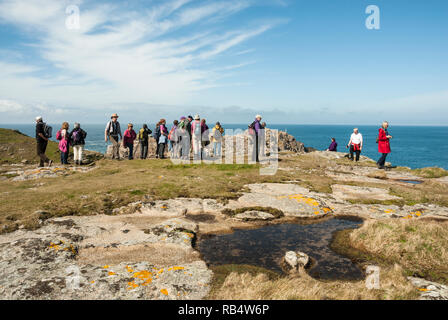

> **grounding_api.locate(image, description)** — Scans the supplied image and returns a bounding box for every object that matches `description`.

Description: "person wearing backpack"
[70,123,87,165]
[56,122,70,165]
[138,124,152,159]
[154,120,162,158]
[177,117,190,159]
[157,119,168,159]
[123,123,137,160]
[377,121,393,169]
[105,113,122,160]
[211,122,224,157]
[35,116,53,167]
[191,115,202,160]
[168,120,179,158]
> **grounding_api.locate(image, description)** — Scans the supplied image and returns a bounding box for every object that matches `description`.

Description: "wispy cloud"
[0,0,280,119]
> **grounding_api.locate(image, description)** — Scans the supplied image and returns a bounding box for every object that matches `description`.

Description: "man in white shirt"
[346,128,363,162]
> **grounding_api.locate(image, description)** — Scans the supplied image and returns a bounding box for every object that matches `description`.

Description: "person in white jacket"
[346,128,363,162]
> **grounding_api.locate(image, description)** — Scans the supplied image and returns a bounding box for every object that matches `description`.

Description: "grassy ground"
[332,219,448,286]
[208,264,419,300]
[1,128,448,299]
[0,159,296,233]
[0,128,60,164]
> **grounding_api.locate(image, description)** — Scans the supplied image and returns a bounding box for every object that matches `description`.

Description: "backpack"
[248,121,256,135]
[138,128,149,141]
[43,123,52,138]
[192,121,201,136]
[168,127,177,142]
[56,130,62,141]
[213,128,222,141]
[154,126,161,139]
[71,129,85,145]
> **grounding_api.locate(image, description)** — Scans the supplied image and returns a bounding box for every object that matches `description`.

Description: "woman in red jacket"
[377,121,393,169]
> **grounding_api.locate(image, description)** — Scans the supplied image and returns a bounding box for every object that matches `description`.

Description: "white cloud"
[0,0,277,115]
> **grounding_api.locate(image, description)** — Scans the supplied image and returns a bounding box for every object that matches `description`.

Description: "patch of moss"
[413,167,448,179]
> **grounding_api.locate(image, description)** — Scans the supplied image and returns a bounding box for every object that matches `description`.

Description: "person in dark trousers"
[105,113,122,160]
[56,122,70,165]
[154,120,162,158]
[346,128,363,162]
[377,121,393,169]
[123,123,137,160]
[35,116,53,167]
[186,115,193,152]
[138,124,152,159]
[157,119,168,159]
[327,138,338,152]
[249,114,262,162]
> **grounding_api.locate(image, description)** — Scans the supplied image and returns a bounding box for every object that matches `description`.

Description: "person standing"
[56,122,70,165]
[177,117,189,159]
[186,115,193,144]
[123,123,137,160]
[249,115,262,162]
[377,121,393,169]
[138,124,152,159]
[35,116,53,167]
[201,119,210,157]
[105,113,122,160]
[211,122,224,157]
[191,115,202,160]
[70,123,87,165]
[157,119,168,159]
[346,128,363,162]
[168,120,179,158]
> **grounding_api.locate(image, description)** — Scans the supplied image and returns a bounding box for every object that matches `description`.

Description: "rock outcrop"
[105,129,307,159]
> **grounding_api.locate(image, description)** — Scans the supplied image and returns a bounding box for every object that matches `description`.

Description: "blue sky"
[0,0,447,124]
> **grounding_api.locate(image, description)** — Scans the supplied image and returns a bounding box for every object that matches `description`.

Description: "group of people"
[35,116,87,167]
[36,114,392,169]
[326,121,393,169]
[104,114,229,161]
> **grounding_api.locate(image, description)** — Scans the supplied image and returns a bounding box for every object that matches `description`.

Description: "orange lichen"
[278,194,321,208]
[417,288,428,292]
[125,265,134,273]
[127,281,138,289]
[103,265,110,269]
[108,271,116,276]
[160,289,168,295]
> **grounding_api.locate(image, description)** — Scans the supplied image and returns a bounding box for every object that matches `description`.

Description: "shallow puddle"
[398,179,423,184]
[197,218,364,280]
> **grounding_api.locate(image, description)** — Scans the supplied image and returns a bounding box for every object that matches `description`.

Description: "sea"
[1,124,447,170]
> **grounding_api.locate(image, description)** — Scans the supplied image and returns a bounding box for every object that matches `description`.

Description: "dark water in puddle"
[197,218,364,280]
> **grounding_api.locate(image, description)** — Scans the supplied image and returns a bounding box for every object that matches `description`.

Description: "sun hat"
[194,114,200,120]
[111,113,119,119]
[255,114,262,119]
[180,116,186,120]
[35,116,42,121]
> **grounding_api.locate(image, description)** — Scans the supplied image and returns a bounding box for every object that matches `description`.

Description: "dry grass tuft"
[209,264,418,300]
[349,219,448,284]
